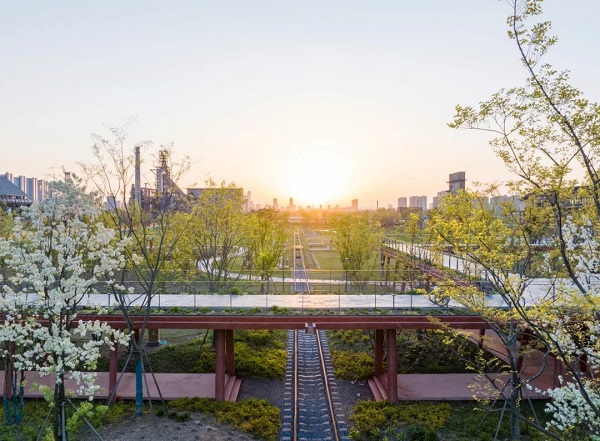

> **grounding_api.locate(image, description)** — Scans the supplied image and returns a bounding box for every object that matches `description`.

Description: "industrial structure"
[130,147,187,211]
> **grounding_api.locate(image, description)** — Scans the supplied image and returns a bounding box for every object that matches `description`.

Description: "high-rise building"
[37,180,49,202]
[432,191,449,209]
[289,197,295,210]
[351,199,358,211]
[13,176,26,193]
[273,198,279,210]
[26,177,38,202]
[409,196,428,212]
[397,197,407,208]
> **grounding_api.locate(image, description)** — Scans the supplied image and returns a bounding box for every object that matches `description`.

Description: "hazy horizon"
[3,1,599,209]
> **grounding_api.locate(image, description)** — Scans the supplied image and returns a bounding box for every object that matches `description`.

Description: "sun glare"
[276,143,355,207]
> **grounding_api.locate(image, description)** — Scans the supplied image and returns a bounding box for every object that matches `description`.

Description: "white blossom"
[0,181,130,402]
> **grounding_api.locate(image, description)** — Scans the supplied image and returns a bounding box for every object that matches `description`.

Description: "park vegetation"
[4,1,600,439]
[429,0,600,438]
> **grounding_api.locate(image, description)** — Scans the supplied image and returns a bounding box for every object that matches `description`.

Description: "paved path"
[28,292,505,310]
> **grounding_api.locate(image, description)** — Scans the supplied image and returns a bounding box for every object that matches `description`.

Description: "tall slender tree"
[449,0,600,436]
[80,124,194,415]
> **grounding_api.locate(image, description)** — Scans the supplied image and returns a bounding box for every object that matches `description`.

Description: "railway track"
[281,329,349,441]
[292,229,311,294]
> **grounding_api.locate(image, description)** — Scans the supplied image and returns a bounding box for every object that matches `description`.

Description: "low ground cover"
[96,329,287,379]
[350,400,556,441]
[327,329,505,380]
[0,399,134,441]
[168,397,280,441]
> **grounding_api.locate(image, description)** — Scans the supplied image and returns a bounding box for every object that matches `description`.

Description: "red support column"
[374,330,384,376]
[225,330,235,376]
[386,329,398,402]
[109,339,119,398]
[553,354,564,388]
[215,330,226,401]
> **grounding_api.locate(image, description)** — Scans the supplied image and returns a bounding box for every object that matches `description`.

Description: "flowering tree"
[0,181,130,440]
[449,0,600,437]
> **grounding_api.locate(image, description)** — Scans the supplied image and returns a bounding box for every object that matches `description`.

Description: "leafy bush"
[234,342,286,379]
[331,350,374,380]
[351,401,450,440]
[328,329,372,351]
[395,330,503,374]
[169,397,280,441]
[236,330,286,349]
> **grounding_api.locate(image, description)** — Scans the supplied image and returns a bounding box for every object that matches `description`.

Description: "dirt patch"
[79,412,258,441]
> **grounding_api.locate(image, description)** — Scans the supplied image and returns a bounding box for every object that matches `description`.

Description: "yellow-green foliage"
[231,330,287,378]
[328,329,371,350]
[234,342,286,379]
[169,397,280,441]
[331,350,374,380]
[236,330,286,349]
[351,401,451,440]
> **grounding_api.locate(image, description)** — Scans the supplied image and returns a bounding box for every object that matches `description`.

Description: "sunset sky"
[2,1,599,208]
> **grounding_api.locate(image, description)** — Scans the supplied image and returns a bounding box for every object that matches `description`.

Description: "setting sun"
[275,142,356,207]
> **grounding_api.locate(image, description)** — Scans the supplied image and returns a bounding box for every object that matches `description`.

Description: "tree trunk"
[4,342,13,424]
[135,348,144,416]
[53,376,66,440]
[509,370,521,440]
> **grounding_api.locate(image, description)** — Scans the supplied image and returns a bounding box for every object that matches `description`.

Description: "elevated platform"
[0,372,242,403]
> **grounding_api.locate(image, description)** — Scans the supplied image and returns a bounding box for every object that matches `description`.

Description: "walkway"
[0,372,241,402]
[370,328,559,402]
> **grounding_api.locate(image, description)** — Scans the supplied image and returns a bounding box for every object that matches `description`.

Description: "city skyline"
[2,1,599,208]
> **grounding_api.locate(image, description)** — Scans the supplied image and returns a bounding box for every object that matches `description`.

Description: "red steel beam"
[0,314,490,330]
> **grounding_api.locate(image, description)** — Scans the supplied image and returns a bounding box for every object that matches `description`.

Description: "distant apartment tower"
[432,191,449,209]
[273,198,279,210]
[490,195,525,214]
[37,180,49,202]
[243,191,252,212]
[26,177,38,202]
[448,171,466,194]
[397,197,407,208]
[351,199,358,211]
[289,197,295,210]
[13,175,26,193]
[409,196,428,212]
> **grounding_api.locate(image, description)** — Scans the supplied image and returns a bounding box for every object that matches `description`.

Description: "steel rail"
[316,329,340,441]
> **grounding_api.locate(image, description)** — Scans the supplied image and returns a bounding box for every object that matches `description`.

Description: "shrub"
[351,401,451,440]
[236,330,285,349]
[170,397,280,441]
[331,350,374,380]
[234,342,286,379]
